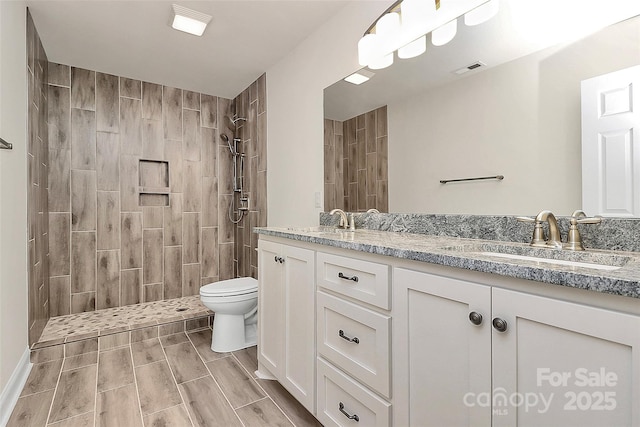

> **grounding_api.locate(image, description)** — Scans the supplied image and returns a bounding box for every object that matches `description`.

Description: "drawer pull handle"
[339,402,360,422]
[338,272,359,282]
[339,329,360,344]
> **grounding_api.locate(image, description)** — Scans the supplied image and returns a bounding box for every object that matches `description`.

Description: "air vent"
[454,61,487,75]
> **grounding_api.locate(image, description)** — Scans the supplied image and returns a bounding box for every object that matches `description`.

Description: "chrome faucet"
[517,210,562,249]
[329,209,349,229]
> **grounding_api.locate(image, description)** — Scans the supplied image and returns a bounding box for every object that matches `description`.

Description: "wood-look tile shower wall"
[232,78,267,279]
[324,106,388,212]
[46,63,268,316]
[27,11,51,345]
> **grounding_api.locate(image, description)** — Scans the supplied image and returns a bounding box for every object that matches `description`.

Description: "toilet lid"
[200,277,258,297]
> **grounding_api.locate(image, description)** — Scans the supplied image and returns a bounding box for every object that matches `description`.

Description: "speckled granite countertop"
[255,227,640,299]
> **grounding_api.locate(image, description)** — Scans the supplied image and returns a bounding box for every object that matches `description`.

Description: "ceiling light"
[344,70,375,85]
[464,0,500,26]
[172,4,212,36]
[431,19,457,46]
[358,0,498,68]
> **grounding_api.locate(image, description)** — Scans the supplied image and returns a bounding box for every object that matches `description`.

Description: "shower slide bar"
[440,175,504,184]
[0,137,12,150]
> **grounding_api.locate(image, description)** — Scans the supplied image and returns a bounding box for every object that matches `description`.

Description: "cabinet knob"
[338,329,360,344]
[339,402,360,422]
[468,311,483,326]
[492,317,508,332]
[273,256,284,264]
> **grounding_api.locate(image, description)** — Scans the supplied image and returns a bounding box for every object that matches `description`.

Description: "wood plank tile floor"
[8,327,322,427]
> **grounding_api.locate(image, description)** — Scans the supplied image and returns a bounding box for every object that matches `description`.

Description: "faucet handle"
[517,216,547,246]
[516,216,535,223]
[575,216,602,225]
[566,215,601,251]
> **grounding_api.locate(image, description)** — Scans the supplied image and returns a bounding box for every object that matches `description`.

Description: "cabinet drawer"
[317,291,391,397]
[317,251,390,309]
[317,358,391,427]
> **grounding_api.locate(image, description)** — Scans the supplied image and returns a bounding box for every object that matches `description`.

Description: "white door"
[492,288,640,427]
[581,65,640,217]
[393,268,492,427]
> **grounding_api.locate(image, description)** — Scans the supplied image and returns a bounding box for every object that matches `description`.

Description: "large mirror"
[324,0,640,216]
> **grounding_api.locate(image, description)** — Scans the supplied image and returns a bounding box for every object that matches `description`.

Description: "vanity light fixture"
[171,4,212,36]
[358,0,499,69]
[344,69,376,85]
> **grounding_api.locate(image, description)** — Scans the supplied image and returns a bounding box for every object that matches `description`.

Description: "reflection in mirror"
[324,0,640,216]
[324,106,389,212]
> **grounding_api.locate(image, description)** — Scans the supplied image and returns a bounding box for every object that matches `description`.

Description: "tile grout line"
[186,331,247,427]
[48,410,94,426]
[230,351,300,427]
[93,350,99,427]
[44,355,65,425]
[128,340,148,427]
[233,395,269,411]
[141,402,183,419]
[158,332,197,427]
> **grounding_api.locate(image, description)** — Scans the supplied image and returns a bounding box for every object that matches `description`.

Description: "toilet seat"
[200,277,258,297]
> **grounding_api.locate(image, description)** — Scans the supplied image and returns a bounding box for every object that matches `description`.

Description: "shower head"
[227,115,247,128]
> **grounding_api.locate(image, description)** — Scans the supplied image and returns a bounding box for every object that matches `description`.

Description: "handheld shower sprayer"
[221,134,233,154]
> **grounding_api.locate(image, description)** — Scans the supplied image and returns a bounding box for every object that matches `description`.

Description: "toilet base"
[211,313,257,353]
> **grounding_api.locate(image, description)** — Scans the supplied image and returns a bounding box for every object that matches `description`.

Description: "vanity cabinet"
[257,239,316,412]
[393,267,640,427]
[316,251,392,426]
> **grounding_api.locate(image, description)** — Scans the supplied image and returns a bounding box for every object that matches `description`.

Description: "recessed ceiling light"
[344,69,375,85]
[172,4,212,36]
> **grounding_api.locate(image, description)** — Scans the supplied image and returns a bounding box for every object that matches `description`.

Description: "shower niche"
[139,159,170,206]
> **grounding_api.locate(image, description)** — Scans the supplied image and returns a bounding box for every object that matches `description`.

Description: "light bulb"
[358,34,377,67]
[368,53,394,70]
[432,19,457,46]
[464,0,500,26]
[398,35,426,59]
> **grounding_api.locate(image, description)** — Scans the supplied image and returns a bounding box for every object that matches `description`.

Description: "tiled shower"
[324,105,389,212]
[26,11,267,347]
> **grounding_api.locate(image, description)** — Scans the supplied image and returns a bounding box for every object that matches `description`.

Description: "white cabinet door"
[393,268,492,427]
[492,288,640,427]
[581,65,640,217]
[258,240,285,376]
[282,244,316,411]
[258,239,316,412]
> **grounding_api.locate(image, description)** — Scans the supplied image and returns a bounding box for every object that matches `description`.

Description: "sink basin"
[442,243,631,271]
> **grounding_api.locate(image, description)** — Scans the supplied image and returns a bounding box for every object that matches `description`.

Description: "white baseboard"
[0,347,32,427]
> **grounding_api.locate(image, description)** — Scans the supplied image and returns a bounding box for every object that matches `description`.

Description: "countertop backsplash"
[319,212,640,253]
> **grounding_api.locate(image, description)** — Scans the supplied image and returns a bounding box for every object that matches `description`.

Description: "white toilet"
[199,277,258,353]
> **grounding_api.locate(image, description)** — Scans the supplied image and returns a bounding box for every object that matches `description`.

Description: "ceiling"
[324,0,640,120]
[27,0,354,99]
